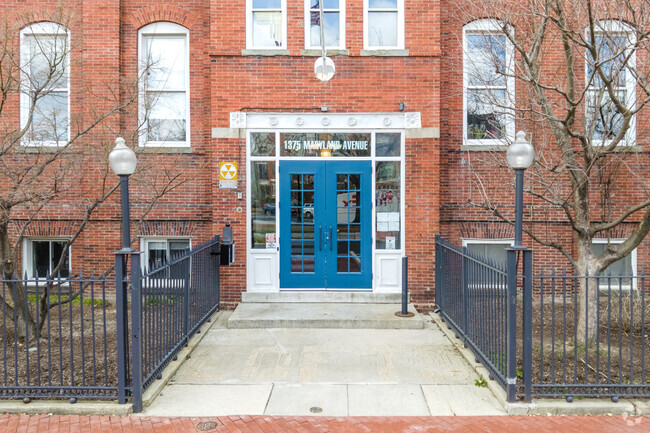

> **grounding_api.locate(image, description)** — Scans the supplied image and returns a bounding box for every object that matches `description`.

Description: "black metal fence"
[435,234,650,401]
[0,235,221,409]
[532,270,649,398]
[0,273,118,400]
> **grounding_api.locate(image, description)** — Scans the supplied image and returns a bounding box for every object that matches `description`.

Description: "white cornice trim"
[230,112,421,129]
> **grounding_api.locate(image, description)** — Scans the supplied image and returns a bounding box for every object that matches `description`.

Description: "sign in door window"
[337,173,362,272]
[376,161,401,249]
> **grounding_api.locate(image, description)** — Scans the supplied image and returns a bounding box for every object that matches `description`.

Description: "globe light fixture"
[506,131,534,170]
[109,137,137,176]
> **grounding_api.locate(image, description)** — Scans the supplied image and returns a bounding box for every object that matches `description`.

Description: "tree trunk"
[576,243,599,347]
[0,218,37,341]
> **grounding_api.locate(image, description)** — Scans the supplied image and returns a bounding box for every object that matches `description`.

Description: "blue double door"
[279,161,372,289]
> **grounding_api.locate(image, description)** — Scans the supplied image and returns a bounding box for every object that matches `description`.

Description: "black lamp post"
[506,131,534,246]
[505,130,535,403]
[109,137,137,250]
[109,137,143,411]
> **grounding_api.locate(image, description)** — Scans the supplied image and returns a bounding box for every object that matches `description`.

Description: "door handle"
[329,226,333,251]
[319,226,323,251]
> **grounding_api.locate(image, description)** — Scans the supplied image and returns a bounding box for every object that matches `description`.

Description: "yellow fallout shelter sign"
[219,162,238,189]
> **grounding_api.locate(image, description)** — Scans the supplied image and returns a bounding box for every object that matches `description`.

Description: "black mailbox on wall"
[220,223,234,266]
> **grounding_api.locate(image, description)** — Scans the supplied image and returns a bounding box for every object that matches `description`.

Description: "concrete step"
[241,292,404,304]
[227,302,424,329]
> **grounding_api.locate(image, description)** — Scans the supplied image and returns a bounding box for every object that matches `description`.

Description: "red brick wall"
[0,0,443,309]
[439,0,650,278]
[3,0,649,310]
[209,0,441,309]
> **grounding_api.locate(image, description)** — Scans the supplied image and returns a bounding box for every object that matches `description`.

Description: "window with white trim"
[20,22,70,146]
[586,21,636,146]
[139,23,190,147]
[463,239,513,287]
[247,0,286,49]
[463,239,513,267]
[364,0,404,49]
[592,239,636,289]
[463,20,514,145]
[142,238,191,279]
[22,238,71,279]
[305,0,345,49]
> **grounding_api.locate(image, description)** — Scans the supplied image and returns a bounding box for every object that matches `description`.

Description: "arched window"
[20,22,70,146]
[139,22,190,147]
[463,19,514,145]
[585,20,636,146]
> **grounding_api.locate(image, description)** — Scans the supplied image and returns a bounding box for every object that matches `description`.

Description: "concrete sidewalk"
[141,312,505,417]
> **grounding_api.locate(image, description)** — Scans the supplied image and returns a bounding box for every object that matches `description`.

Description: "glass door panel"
[326,162,371,289]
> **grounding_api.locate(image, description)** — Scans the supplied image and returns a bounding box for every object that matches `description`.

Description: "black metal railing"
[435,235,509,390]
[435,234,650,401]
[138,237,221,391]
[0,272,118,400]
[0,235,221,408]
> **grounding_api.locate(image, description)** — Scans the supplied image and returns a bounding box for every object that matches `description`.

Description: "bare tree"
[0,9,199,340]
[452,0,650,343]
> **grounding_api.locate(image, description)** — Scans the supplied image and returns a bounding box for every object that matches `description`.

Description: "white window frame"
[462,238,514,289]
[138,22,190,148]
[246,0,287,50]
[585,20,636,147]
[462,238,514,256]
[20,22,71,147]
[592,238,637,289]
[140,237,192,272]
[363,0,404,50]
[462,19,515,146]
[22,238,72,280]
[304,0,346,50]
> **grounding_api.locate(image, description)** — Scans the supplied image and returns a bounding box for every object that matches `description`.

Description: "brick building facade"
[1,0,647,310]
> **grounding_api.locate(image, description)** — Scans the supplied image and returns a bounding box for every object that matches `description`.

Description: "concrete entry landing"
[142,312,505,417]
[227,301,424,329]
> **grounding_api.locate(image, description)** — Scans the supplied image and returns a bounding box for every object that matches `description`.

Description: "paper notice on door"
[386,236,396,250]
[387,212,400,231]
[377,213,389,232]
[377,212,400,232]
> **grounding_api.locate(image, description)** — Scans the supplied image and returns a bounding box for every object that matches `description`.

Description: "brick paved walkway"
[0,414,647,432]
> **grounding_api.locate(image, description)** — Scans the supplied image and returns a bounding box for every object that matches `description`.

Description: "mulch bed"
[526,295,650,389]
[0,297,119,393]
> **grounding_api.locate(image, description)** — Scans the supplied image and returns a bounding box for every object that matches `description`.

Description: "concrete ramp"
[227,302,424,329]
